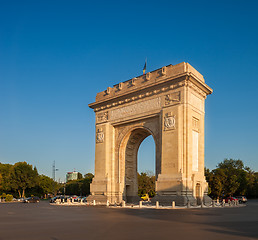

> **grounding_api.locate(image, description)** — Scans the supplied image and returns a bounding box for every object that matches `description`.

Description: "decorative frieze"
[164,112,176,131]
[95,80,206,113]
[94,81,187,112]
[96,128,104,143]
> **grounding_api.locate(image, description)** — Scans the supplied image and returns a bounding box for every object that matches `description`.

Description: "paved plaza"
[0,200,257,240]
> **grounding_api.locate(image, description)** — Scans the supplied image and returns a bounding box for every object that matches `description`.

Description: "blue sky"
[0,0,258,181]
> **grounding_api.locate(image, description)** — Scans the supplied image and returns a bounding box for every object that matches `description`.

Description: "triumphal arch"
[88,62,213,205]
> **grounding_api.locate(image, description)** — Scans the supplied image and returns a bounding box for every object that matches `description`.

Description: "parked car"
[23,196,40,203]
[74,196,84,202]
[224,197,238,203]
[49,196,58,203]
[235,196,247,203]
[50,196,66,203]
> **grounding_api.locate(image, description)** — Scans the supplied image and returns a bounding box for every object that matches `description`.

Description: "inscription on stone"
[110,97,161,120]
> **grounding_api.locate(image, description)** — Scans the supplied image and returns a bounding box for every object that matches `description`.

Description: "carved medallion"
[96,128,104,143]
[164,113,175,131]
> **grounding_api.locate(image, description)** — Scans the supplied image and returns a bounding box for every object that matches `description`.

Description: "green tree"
[11,162,39,198]
[217,159,243,196]
[205,159,258,199]
[39,175,56,197]
[80,173,94,195]
[28,174,58,198]
[64,173,94,196]
[0,163,14,193]
[138,172,156,198]
[78,172,83,180]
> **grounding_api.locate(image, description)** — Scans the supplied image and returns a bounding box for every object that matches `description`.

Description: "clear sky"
[1,0,258,182]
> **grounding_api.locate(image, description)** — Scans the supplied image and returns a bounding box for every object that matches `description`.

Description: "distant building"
[66,171,79,182]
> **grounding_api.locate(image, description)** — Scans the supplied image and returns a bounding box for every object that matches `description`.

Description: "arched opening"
[137,135,155,201]
[123,128,156,203]
[138,135,155,174]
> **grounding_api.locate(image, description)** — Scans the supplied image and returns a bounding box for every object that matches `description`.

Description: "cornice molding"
[89,64,213,112]
[92,80,187,112]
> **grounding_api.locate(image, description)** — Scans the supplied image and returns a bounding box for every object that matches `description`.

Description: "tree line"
[60,173,94,196]
[137,159,258,200]
[0,161,94,199]
[205,159,258,199]
[1,159,258,200]
[0,162,60,198]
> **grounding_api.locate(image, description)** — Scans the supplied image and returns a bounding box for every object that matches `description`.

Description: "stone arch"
[118,126,158,203]
[88,62,213,205]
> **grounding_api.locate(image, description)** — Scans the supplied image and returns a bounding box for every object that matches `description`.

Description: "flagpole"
[143,58,147,75]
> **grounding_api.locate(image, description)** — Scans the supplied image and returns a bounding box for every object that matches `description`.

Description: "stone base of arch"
[86,175,212,206]
[125,195,141,204]
[151,195,196,206]
[86,194,107,204]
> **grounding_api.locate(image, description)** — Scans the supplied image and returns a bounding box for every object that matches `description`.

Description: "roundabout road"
[0,200,257,240]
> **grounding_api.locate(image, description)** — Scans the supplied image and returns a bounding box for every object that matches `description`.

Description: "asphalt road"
[0,200,258,240]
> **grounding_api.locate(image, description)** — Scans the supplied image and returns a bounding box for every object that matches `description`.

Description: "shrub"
[5,194,13,202]
[1,193,6,199]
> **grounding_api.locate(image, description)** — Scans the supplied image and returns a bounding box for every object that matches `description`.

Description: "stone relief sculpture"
[97,112,108,123]
[165,92,180,105]
[164,113,175,130]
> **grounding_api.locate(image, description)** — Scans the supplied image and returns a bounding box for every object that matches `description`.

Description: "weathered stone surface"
[88,62,213,205]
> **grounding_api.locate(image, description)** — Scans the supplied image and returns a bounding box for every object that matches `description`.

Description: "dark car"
[23,196,40,203]
[235,196,247,203]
